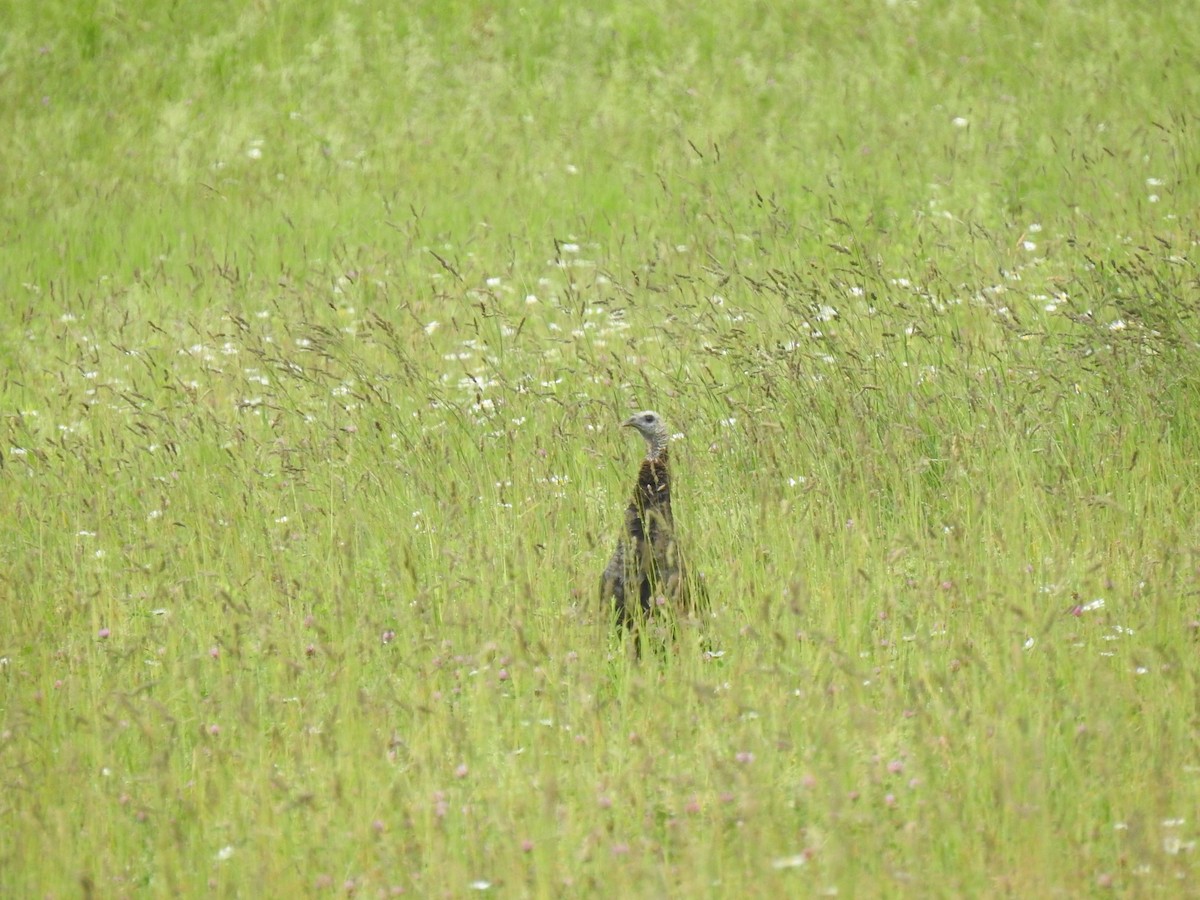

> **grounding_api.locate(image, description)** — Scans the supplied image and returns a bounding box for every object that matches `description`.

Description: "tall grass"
[2,0,1199,895]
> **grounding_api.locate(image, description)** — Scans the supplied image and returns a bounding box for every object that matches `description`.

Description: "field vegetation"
[2,0,1200,895]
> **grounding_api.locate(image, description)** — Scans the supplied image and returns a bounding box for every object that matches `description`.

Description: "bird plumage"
[600,411,705,643]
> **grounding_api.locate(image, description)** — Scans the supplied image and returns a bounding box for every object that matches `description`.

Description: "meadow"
[2,0,1200,895]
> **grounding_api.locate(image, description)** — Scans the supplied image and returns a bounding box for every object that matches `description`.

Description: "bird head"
[623,410,670,458]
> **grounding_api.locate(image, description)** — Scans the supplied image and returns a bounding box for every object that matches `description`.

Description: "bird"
[600,410,706,647]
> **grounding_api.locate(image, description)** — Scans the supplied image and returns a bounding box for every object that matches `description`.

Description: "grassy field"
[3,0,1200,895]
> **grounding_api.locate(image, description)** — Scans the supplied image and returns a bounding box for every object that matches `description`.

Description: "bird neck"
[644,433,669,461]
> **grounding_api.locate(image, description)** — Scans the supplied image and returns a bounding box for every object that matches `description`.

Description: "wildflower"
[772,854,809,869]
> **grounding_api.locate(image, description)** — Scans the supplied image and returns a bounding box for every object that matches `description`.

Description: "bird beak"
[622,416,638,428]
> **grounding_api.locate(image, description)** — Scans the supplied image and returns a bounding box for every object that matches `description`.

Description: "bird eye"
[644,414,656,423]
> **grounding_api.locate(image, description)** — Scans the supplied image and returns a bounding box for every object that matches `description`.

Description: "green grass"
[3,0,1200,895]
